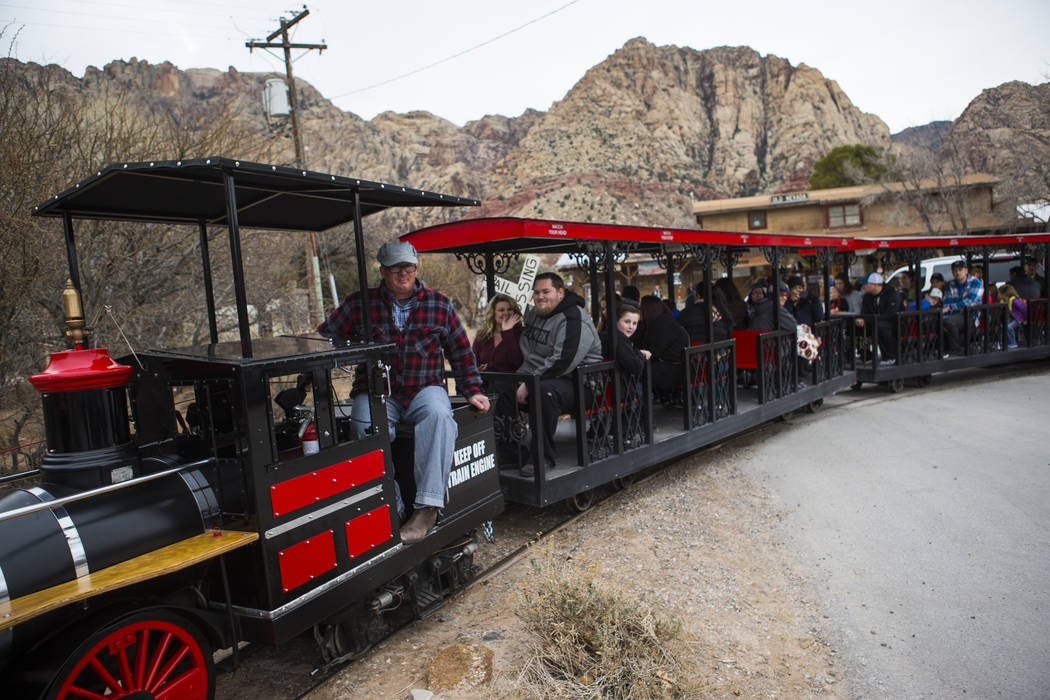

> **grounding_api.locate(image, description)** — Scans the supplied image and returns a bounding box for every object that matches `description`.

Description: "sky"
[4,0,1049,134]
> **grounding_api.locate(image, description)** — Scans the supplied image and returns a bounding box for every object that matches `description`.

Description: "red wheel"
[49,612,213,700]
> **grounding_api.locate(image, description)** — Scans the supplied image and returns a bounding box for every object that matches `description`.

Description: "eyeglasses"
[385,263,417,274]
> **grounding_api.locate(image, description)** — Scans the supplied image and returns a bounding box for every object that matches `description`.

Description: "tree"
[0,46,284,473]
[809,144,892,189]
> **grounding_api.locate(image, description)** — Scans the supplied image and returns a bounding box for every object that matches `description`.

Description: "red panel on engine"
[278,529,336,593]
[269,449,386,517]
[345,504,393,559]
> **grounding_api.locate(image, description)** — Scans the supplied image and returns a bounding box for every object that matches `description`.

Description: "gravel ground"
[306,425,848,699]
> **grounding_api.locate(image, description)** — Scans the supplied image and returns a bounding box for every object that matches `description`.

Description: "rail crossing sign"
[493,254,540,312]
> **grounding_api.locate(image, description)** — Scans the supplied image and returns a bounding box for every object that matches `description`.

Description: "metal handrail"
[0,458,215,524]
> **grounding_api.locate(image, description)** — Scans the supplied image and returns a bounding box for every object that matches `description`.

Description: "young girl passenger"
[602,303,651,376]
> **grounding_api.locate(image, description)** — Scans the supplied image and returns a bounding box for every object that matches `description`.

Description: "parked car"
[887,254,1019,292]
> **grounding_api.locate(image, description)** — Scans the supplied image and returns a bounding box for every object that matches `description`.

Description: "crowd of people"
[318,241,1045,543]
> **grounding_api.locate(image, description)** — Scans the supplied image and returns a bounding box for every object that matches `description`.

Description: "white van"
[886,254,1019,292]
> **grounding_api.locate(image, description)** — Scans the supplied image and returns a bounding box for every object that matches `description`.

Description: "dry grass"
[514,551,704,699]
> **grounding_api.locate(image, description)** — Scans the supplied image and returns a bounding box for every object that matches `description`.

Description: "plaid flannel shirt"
[942,276,983,315]
[318,280,483,406]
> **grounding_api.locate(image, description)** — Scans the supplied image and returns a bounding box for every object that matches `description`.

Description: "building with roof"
[691,174,1016,238]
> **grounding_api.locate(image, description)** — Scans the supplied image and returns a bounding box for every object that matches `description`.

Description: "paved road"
[738,365,1050,699]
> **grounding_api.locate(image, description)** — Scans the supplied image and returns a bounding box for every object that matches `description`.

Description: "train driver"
[317,241,490,543]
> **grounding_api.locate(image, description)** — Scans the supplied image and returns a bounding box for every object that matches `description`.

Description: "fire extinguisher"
[302,421,319,455]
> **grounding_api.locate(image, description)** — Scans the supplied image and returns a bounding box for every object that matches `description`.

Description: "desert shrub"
[516,552,698,698]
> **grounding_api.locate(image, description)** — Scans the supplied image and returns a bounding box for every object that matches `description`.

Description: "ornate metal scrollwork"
[813,246,835,267]
[758,246,781,266]
[574,241,621,273]
[455,252,487,276]
[492,252,518,275]
[717,246,744,272]
[454,251,519,276]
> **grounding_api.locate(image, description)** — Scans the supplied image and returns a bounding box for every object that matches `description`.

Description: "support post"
[351,190,371,343]
[222,171,253,358]
[702,244,713,344]
[665,252,675,305]
[62,210,81,294]
[484,251,496,301]
[198,220,219,344]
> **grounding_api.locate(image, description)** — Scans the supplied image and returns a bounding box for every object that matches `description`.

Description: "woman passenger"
[637,295,690,393]
[715,278,749,330]
[471,294,523,374]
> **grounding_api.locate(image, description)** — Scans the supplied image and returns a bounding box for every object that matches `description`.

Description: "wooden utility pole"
[247,7,327,322]
[246,7,326,168]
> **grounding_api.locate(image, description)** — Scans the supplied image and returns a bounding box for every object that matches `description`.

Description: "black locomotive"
[0,158,503,699]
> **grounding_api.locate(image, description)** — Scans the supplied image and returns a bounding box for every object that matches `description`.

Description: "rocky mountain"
[891,120,951,151]
[8,38,897,234]
[941,81,1050,203]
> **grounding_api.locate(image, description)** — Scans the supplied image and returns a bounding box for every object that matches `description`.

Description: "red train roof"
[402,217,1050,255]
[400,217,859,254]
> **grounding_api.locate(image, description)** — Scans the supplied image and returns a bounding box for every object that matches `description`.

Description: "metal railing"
[682,340,736,429]
[810,318,848,383]
[757,329,798,403]
[893,309,943,365]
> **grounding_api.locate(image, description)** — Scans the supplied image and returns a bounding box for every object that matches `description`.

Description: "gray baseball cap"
[377,241,418,267]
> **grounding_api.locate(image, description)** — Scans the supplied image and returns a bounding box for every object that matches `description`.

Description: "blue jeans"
[349,385,457,512]
[1007,318,1019,347]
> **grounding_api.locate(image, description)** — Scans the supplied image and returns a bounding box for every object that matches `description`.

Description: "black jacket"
[1010,274,1041,299]
[600,330,646,376]
[677,302,733,343]
[860,286,902,321]
[785,292,824,327]
[748,299,798,331]
[640,314,690,364]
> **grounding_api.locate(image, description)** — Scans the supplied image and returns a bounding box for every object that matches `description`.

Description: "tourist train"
[1,158,1046,698]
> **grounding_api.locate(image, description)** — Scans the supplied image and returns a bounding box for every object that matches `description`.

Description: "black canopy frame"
[32,157,478,357]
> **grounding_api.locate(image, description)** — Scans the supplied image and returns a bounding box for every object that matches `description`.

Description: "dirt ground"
[306,427,849,699]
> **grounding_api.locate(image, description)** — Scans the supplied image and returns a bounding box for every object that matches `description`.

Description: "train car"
[401,217,861,509]
[847,233,1050,391]
[401,217,1050,509]
[0,158,503,699]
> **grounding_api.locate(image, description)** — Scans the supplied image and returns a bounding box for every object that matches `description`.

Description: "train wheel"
[565,489,595,514]
[916,374,933,388]
[806,399,824,414]
[47,612,214,700]
[611,474,636,491]
[888,379,905,394]
[850,381,863,391]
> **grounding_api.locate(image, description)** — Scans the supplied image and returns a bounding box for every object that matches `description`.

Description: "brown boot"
[400,506,438,544]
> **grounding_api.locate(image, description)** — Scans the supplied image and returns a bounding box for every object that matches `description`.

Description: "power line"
[329,0,581,100]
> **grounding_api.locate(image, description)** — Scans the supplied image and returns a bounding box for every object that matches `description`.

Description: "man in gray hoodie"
[499,272,602,475]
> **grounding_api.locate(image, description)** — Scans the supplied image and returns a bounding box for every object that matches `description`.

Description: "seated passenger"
[833,273,863,314]
[601,303,651,375]
[897,270,917,307]
[999,283,1027,348]
[748,282,797,332]
[495,272,602,476]
[638,295,691,393]
[905,287,943,311]
[471,293,523,374]
[715,278,749,330]
[677,283,734,343]
[1008,266,1041,299]
[317,241,489,543]
[785,276,824,326]
[929,272,947,294]
[942,260,983,355]
[856,272,901,363]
